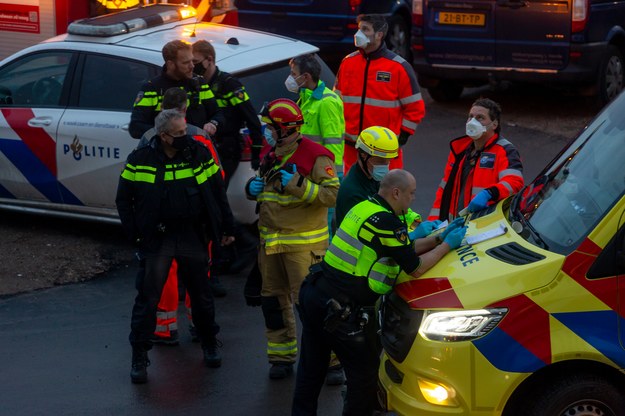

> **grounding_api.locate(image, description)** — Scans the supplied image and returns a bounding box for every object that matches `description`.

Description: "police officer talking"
[291,169,467,415]
[116,109,235,384]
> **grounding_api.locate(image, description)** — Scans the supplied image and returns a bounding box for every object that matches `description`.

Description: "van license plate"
[437,12,485,26]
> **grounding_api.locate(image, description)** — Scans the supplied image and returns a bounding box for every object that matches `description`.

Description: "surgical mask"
[264,128,276,147]
[193,61,205,76]
[284,74,302,93]
[371,164,389,182]
[465,117,487,139]
[354,30,370,48]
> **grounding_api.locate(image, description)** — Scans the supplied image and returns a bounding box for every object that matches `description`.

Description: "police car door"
[56,53,157,210]
[0,50,74,206]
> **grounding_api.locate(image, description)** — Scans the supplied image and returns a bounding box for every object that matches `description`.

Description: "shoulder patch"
[394,227,408,243]
[325,165,335,177]
[133,91,144,105]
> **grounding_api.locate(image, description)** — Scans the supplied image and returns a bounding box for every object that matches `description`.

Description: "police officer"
[116,109,235,384]
[129,40,224,140]
[192,39,263,182]
[291,169,467,415]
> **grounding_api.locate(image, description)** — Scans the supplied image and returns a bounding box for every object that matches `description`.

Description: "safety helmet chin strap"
[276,126,299,144]
[357,150,373,175]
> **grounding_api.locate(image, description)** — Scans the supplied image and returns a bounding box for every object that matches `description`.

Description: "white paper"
[466,222,508,245]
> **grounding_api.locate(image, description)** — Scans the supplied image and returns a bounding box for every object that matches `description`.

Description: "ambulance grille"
[486,242,545,265]
[380,292,423,363]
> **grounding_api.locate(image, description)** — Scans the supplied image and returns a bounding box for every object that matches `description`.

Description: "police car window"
[78,55,157,111]
[0,52,72,107]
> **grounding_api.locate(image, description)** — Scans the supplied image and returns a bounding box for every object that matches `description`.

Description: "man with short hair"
[335,14,425,174]
[129,39,224,139]
[116,109,235,384]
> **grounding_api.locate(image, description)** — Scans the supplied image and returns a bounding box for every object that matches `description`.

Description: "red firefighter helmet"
[260,98,304,130]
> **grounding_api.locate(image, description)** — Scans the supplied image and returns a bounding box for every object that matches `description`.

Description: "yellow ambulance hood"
[395,202,565,310]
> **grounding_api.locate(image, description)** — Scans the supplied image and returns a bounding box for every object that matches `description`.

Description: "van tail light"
[349,0,362,12]
[571,0,588,33]
[412,0,423,26]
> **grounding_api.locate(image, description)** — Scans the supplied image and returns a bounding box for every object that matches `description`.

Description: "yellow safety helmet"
[355,126,399,159]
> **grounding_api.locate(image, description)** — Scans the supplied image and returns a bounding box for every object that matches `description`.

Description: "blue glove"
[409,220,442,241]
[248,177,264,196]
[280,163,296,187]
[467,189,492,212]
[443,226,467,250]
[440,217,465,240]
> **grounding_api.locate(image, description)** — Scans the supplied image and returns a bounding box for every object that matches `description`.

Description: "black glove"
[244,261,262,307]
[398,130,410,146]
[251,145,262,171]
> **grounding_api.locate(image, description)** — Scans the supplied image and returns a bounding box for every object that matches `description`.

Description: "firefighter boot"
[209,276,227,297]
[203,338,223,368]
[269,362,294,380]
[130,347,150,384]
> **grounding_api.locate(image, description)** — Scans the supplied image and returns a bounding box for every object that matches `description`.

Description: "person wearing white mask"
[428,98,524,221]
[334,14,425,176]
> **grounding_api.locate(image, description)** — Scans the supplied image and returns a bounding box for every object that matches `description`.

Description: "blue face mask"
[371,164,389,182]
[264,128,276,147]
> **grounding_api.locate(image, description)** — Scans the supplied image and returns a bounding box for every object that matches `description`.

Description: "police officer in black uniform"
[129,39,225,140]
[116,109,235,384]
[192,39,264,182]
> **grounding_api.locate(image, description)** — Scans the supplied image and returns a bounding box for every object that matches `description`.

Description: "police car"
[0,4,335,224]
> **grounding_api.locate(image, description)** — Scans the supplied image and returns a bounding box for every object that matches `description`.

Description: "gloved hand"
[439,217,465,240]
[248,177,264,196]
[280,163,296,187]
[243,262,262,307]
[251,145,261,171]
[467,189,492,212]
[398,130,410,146]
[443,226,467,250]
[409,220,442,241]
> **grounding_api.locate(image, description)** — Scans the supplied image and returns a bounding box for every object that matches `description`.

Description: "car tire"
[426,80,463,102]
[597,45,624,107]
[512,373,625,416]
[385,14,411,61]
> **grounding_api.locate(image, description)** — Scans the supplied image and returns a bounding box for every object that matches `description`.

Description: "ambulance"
[379,91,625,415]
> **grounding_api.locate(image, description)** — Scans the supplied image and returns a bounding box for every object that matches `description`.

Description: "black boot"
[130,347,150,384]
[203,338,223,368]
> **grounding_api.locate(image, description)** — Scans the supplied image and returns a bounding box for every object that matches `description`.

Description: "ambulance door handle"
[121,124,129,131]
[27,116,53,127]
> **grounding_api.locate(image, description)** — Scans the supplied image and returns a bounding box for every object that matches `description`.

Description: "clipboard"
[466,222,508,245]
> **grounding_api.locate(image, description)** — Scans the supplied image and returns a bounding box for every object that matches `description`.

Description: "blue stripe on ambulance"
[0,139,83,205]
[473,327,545,373]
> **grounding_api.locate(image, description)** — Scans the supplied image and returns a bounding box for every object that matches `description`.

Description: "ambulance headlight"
[418,308,507,341]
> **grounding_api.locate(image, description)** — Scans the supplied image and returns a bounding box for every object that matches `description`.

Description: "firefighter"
[245,99,339,380]
[129,40,224,140]
[334,14,425,175]
[116,109,235,384]
[93,0,139,15]
[428,98,524,221]
[291,169,467,415]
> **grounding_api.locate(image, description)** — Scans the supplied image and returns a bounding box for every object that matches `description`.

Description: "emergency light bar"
[67,4,198,37]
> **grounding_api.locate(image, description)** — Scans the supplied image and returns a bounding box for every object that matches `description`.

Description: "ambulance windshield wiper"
[509,191,549,250]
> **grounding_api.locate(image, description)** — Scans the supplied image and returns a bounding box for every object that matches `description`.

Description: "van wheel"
[597,45,624,106]
[513,374,625,416]
[427,81,463,102]
[385,15,411,61]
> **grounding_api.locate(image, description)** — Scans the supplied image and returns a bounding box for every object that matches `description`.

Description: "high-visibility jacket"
[334,44,425,145]
[246,137,340,255]
[323,195,420,304]
[297,80,345,169]
[429,133,524,221]
[97,0,139,10]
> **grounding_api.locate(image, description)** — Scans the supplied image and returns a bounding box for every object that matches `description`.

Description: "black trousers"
[292,277,380,416]
[129,229,219,350]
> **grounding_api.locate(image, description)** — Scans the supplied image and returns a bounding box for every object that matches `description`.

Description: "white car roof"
[12,8,317,74]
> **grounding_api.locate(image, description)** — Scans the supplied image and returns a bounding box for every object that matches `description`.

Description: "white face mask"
[284,74,302,93]
[354,30,370,48]
[465,117,487,140]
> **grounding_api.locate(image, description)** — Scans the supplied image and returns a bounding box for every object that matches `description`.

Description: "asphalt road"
[0,89,590,415]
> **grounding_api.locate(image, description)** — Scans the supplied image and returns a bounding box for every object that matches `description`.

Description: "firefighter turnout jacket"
[334,44,425,147]
[323,195,421,306]
[246,137,340,254]
[129,69,224,139]
[116,135,234,249]
[429,133,524,221]
[297,80,345,170]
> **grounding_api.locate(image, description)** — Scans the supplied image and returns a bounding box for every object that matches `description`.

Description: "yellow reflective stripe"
[135,172,156,183]
[134,91,159,108]
[267,340,297,355]
[321,177,340,187]
[257,191,304,205]
[216,98,228,108]
[199,84,215,101]
[259,226,328,246]
[164,167,194,181]
[301,181,319,203]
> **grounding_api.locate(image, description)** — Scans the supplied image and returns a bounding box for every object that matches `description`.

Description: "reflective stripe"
[341,95,401,109]
[260,226,328,247]
[499,169,523,179]
[258,191,305,205]
[399,93,423,105]
[301,180,319,203]
[156,310,177,319]
[344,133,358,142]
[439,179,447,189]
[472,187,486,197]
[402,119,418,130]
[267,340,297,356]
[501,181,514,194]
[429,207,440,218]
